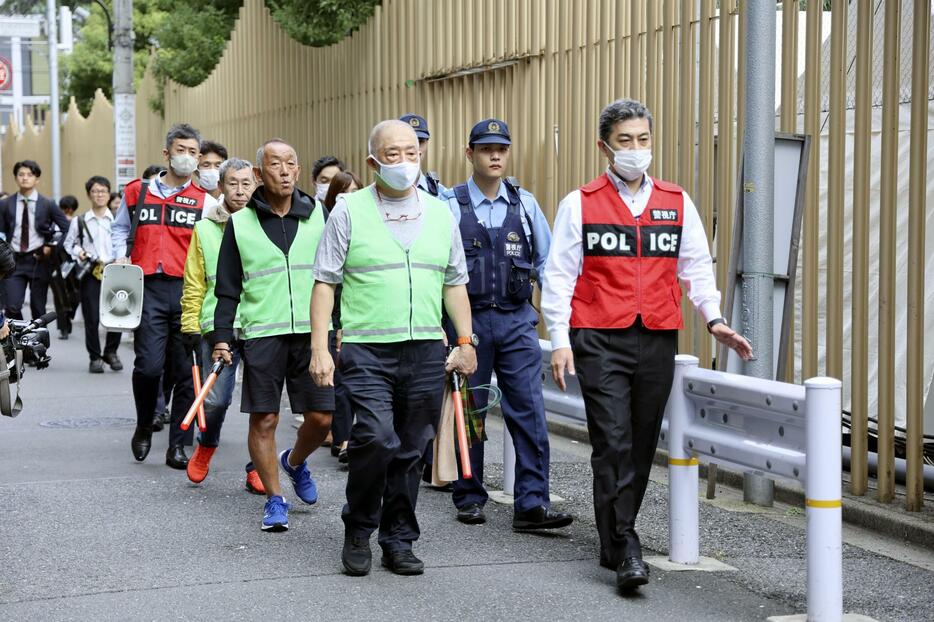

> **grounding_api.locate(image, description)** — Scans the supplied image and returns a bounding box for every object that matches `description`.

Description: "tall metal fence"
[1,0,932,510]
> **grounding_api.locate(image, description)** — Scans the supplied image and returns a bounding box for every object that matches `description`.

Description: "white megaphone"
[99,263,144,332]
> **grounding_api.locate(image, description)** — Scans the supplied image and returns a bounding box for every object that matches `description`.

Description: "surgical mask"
[370,154,421,191]
[604,142,652,182]
[315,182,330,201]
[198,168,220,190]
[170,153,198,177]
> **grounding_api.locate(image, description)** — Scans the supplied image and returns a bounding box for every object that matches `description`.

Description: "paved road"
[0,321,932,621]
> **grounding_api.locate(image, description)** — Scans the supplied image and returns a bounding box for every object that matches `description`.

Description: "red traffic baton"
[452,371,472,480]
[190,352,207,432]
[182,358,225,432]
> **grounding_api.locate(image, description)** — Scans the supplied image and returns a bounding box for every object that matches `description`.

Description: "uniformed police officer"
[399,113,447,197]
[310,119,477,577]
[442,118,572,531]
[542,99,753,592]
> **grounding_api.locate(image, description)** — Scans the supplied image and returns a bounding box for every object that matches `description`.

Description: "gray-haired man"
[180,158,265,492]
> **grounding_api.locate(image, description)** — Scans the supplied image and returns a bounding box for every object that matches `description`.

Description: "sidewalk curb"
[541,415,934,550]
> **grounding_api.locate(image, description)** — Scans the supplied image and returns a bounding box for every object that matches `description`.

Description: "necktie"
[20,197,29,252]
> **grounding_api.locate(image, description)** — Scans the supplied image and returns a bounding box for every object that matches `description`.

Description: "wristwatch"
[457,334,479,347]
[707,318,727,333]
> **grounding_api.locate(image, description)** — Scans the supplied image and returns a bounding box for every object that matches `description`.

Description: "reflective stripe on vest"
[340,189,451,343]
[232,205,325,339]
[570,174,685,331]
[124,178,205,277]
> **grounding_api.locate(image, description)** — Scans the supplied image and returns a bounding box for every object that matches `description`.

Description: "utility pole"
[112,0,136,191]
[46,0,60,199]
[740,0,776,506]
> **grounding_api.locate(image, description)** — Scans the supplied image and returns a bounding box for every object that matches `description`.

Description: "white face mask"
[315,182,330,201]
[370,154,421,191]
[604,142,652,182]
[198,168,220,191]
[170,153,198,177]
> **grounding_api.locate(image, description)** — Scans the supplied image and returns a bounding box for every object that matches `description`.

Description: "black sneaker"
[88,359,104,374]
[342,535,372,576]
[381,549,425,576]
[102,352,123,371]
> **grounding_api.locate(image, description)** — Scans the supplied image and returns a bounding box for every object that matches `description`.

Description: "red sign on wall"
[0,57,11,92]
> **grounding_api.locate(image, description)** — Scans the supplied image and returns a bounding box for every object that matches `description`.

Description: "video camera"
[0,312,56,417]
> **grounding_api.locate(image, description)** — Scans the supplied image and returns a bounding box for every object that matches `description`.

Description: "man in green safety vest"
[212,139,334,533]
[310,120,477,577]
[180,157,265,494]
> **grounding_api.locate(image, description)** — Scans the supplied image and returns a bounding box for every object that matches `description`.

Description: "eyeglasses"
[89,189,110,195]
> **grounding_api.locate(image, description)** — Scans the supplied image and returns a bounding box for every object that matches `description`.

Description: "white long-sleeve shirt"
[541,171,722,350]
[64,208,115,264]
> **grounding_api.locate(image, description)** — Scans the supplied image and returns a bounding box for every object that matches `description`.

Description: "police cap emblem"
[488,121,500,133]
[409,117,421,127]
[507,231,520,242]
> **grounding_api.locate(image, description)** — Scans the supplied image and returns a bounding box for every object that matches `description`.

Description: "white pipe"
[805,377,843,622]
[46,0,60,200]
[667,355,700,565]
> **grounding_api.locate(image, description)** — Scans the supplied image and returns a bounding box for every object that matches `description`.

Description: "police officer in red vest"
[542,99,752,592]
[112,123,220,468]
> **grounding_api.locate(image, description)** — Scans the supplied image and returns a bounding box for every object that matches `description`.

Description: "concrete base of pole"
[488,490,565,505]
[743,471,775,507]
[644,555,737,572]
[767,615,878,622]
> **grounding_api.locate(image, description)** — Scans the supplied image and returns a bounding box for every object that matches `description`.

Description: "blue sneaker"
[262,495,289,532]
[279,448,318,505]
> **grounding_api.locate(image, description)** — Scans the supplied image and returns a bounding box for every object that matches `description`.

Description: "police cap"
[469,118,511,145]
[400,113,430,140]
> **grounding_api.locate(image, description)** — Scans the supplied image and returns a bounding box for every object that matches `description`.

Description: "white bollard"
[804,377,843,622]
[503,423,516,496]
[667,355,700,565]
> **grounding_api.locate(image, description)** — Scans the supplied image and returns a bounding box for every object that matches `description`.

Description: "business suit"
[0,193,70,320]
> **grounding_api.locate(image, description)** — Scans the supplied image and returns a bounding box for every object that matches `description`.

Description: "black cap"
[400,113,430,140]
[469,118,511,145]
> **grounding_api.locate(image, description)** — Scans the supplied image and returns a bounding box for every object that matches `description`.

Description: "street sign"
[0,57,11,91]
[0,17,41,39]
[114,93,137,190]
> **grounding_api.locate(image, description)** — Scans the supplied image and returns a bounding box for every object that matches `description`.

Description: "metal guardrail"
[666,355,843,621]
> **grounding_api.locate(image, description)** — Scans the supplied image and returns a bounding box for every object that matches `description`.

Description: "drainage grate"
[39,417,136,429]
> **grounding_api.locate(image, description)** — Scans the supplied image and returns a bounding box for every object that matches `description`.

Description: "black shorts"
[240,333,335,414]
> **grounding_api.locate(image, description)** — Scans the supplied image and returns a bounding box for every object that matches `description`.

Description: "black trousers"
[340,340,446,552]
[330,331,353,445]
[131,276,194,447]
[572,321,677,564]
[5,252,51,320]
[79,275,121,361]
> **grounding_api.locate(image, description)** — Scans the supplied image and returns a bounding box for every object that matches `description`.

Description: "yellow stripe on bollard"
[669,457,699,467]
[805,498,842,509]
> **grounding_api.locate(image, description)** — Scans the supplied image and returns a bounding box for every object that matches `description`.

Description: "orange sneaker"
[186,445,216,483]
[245,463,266,495]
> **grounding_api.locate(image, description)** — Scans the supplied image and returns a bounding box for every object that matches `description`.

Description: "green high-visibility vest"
[195,218,239,334]
[231,204,325,339]
[340,189,451,343]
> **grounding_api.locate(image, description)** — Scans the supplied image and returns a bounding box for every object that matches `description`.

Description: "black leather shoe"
[456,503,486,525]
[88,359,104,374]
[381,549,424,575]
[512,506,574,531]
[131,426,152,462]
[616,557,650,590]
[165,445,189,469]
[102,352,123,371]
[338,447,348,464]
[152,415,164,432]
[342,535,372,576]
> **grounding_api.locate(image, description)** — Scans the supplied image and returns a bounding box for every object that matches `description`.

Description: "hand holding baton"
[190,352,207,432]
[182,358,226,432]
[452,371,472,480]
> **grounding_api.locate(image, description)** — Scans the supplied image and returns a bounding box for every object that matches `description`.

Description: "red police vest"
[123,178,204,277]
[570,173,685,331]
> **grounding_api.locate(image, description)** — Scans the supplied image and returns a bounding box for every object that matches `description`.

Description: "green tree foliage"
[265,0,378,46]
[3,1,380,116]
